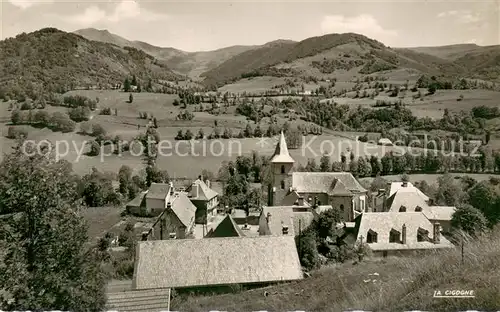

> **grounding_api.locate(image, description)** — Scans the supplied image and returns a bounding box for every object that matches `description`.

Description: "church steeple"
[271,131,294,164]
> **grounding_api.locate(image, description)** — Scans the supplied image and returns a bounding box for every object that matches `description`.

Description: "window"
[417,228,429,242]
[399,206,406,212]
[366,230,377,243]
[360,199,365,212]
[389,229,401,243]
[281,165,285,174]
[415,206,422,212]
[280,180,285,190]
[340,204,345,212]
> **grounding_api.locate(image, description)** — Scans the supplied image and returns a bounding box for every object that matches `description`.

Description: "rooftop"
[354,212,454,251]
[271,131,295,164]
[146,183,171,200]
[133,236,303,290]
[292,172,367,194]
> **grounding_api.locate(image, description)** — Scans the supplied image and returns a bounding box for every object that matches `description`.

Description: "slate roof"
[353,212,454,251]
[291,172,367,194]
[187,179,218,201]
[146,183,171,200]
[206,215,245,238]
[106,286,170,312]
[271,131,295,163]
[169,192,197,228]
[260,206,316,236]
[422,206,456,221]
[281,191,311,206]
[385,191,429,212]
[126,191,147,208]
[133,236,303,289]
[389,182,430,201]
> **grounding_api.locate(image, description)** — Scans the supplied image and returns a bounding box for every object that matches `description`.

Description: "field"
[1,84,500,179]
[172,229,500,311]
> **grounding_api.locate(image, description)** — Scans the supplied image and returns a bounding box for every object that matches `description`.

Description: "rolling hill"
[201,33,500,87]
[74,28,259,78]
[0,28,181,98]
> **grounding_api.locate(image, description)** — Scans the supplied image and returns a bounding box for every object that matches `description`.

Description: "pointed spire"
[271,131,294,163]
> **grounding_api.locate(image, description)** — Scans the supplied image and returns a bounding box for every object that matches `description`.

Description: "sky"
[1,0,499,52]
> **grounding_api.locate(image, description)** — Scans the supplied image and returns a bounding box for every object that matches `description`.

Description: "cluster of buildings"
[108,132,457,309]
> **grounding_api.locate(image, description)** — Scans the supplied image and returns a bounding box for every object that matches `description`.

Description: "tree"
[124,78,131,92]
[319,154,331,172]
[129,93,133,103]
[295,231,319,271]
[118,165,133,195]
[131,75,137,86]
[435,173,465,206]
[11,110,21,125]
[467,181,500,225]
[0,143,106,310]
[451,204,488,237]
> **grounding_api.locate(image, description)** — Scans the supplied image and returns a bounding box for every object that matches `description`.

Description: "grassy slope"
[172,229,500,311]
[0,28,180,92]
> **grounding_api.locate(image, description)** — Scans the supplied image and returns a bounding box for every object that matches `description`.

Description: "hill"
[403,44,483,60]
[200,33,461,87]
[74,28,258,78]
[201,33,500,87]
[172,229,500,311]
[0,28,181,99]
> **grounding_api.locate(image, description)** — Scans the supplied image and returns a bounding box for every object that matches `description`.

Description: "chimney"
[167,202,172,209]
[266,212,271,224]
[297,197,304,206]
[433,222,440,244]
[191,182,199,198]
[428,198,434,206]
[402,181,408,187]
[169,181,174,195]
[206,179,211,189]
[402,224,407,244]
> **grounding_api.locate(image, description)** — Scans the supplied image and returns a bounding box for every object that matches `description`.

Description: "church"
[267,132,368,222]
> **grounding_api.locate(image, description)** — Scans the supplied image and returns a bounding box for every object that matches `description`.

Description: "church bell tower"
[268,131,295,206]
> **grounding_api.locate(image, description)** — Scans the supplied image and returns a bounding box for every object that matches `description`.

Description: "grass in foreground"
[172,228,500,312]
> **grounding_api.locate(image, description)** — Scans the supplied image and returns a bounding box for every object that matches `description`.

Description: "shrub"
[100,107,112,115]
[68,106,91,122]
[6,126,28,139]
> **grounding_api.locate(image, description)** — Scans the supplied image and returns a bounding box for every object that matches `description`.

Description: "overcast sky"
[1,0,498,52]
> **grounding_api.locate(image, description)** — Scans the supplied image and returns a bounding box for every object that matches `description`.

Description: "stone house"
[268,132,367,221]
[144,190,197,240]
[347,212,454,257]
[186,177,219,224]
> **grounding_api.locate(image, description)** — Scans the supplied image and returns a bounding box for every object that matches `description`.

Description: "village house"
[143,189,197,240]
[378,181,456,233]
[346,212,454,257]
[258,205,321,237]
[132,236,303,294]
[268,132,368,221]
[126,183,173,217]
[186,176,219,224]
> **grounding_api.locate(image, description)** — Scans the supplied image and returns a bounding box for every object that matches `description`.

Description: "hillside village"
[1,3,500,310]
[95,132,461,310]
